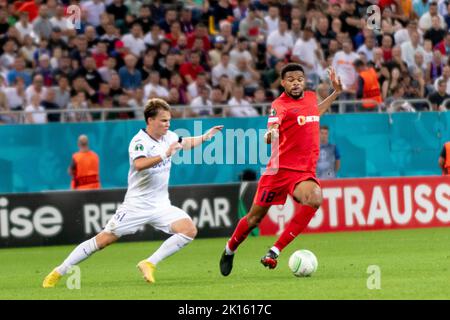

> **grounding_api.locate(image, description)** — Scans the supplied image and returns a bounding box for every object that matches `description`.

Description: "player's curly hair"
[281,63,305,79]
[144,98,171,122]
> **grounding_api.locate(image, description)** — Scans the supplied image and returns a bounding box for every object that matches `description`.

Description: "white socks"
[147,233,193,266]
[56,237,99,275]
[271,246,280,256]
[225,243,234,255]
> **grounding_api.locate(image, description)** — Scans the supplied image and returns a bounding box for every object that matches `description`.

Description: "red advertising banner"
[259,176,450,235]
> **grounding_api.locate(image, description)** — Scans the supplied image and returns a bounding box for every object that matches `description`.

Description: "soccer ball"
[288,249,318,277]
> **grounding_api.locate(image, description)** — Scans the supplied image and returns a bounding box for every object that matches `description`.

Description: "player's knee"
[307,193,322,209]
[95,232,117,249]
[179,224,197,239]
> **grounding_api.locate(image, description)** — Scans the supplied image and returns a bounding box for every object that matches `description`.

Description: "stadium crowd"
[1,0,450,124]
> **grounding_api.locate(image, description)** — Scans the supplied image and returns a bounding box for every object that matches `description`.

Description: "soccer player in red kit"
[220,63,342,276]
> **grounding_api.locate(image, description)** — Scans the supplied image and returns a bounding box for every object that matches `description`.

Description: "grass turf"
[1,227,450,300]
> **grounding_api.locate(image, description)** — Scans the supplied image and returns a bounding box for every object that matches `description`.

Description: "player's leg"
[219,204,270,276]
[138,207,195,283]
[42,231,118,288]
[261,179,322,269]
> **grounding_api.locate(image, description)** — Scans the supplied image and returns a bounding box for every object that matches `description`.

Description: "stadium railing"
[0,99,437,124]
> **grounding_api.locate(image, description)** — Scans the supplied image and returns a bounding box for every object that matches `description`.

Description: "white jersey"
[123,129,179,209]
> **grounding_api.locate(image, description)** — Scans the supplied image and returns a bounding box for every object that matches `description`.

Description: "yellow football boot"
[42,269,62,288]
[137,260,156,284]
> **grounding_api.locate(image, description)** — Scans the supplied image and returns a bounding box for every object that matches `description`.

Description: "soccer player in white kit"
[43,98,223,287]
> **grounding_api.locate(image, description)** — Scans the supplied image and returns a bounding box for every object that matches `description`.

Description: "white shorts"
[103,203,191,237]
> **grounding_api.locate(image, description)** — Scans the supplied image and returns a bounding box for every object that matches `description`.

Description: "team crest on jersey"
[270,108,276,116]
[135,144,144,151]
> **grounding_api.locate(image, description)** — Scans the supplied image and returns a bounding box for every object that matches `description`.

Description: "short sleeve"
[129,138,147,161]
[267,103,286,128]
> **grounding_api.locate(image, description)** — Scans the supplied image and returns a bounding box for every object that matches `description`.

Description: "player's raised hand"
[203,125,224,141]
[167,141,183,157]
[327,67,343,94]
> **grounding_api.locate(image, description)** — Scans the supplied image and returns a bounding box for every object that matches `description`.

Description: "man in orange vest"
[354,59,383,111]
[69,134,101,189]
[438,141,450,175]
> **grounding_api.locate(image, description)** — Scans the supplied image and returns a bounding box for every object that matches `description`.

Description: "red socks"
[227,216,255,252]
[274,205,317,252]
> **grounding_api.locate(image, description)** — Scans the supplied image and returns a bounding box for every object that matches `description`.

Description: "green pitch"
[1,227,450,300]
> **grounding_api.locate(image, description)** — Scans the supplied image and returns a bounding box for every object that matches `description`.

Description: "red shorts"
[253,169,320,207]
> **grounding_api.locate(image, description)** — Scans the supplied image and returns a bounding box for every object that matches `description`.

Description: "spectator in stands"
[158,52,179,87]
[41,87,61,122]
[401,31,426,68]
[290,17,303,44]
[69,134,100,189]
[144,70,169,100]
[2,77,26,112]
[357,32,376,63]
[340,0,364,44]
[180,50,205,85]
[252,86,268,115]
[24,94,47,124]
[317,125,341,179]
[333,39,359,111]
[266,19,294,68]
[291,26,323,89]
[106,0,128,31]
[428,79,450,111]
[82,0,106,28]
[54,74,70,110]
[7,57,31,87]
[227,85,259,117]
[419,1,446,32]
[15,11,37,42]
[438,141,450,175]
[209,35,226,67]
[118,54,142,91]
[33,5,52,41]
[67,92,92,123]
[189,85,214,117]
[211,52,238,86]
[180,7,195,34]
[385,85,415,112]
[426,50,445,83]
[26,74,48,104]
[158,7,177,34]
[187,72,210,101]
[70,35,89,65]
[238,4,266,42]
[434,32,450,57]
[0,89,15,124]
[424,16,447,46]
[434,65,450,95]
[262,58,285,96]
[125,0,142,17]
[264,4,280,35]
[35,54,55,87]
[230,36,253,67]
[0,39,17,73]
[50,5,72,36]
[315,17,336,59]
[235,57,260,94]
[122,23,146,57]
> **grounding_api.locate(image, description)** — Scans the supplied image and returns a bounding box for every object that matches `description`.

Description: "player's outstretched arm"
[181,125,224,150]
[318,67,343,116]
[134,141,182,171]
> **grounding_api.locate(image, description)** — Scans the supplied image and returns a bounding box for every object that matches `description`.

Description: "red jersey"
[265,91,320,174]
